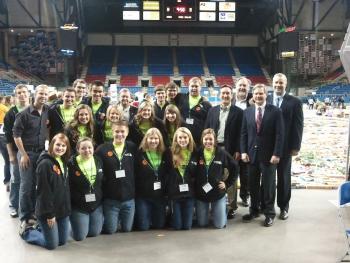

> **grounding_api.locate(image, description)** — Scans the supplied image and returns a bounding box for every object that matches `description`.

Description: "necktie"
[276,97,280,108]
[256,107,262,134]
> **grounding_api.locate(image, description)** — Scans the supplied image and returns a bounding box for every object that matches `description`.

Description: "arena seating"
[148,47,173,75]
[204,47,234,76]
[87,46,114,76]
[216,76,234,86]
[117,47,144,75]
[176,47,204,76]
[151,76,170,86]
[120,75,139,87]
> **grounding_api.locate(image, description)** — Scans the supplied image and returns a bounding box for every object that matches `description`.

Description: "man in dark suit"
[268,73,304,220]
[205,84,243,218]
[119,88,138,123]
[241,83,284,227]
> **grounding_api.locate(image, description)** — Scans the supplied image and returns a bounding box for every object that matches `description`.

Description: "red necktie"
[256,107,262,134]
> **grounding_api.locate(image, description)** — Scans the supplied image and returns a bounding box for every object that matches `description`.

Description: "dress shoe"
[227,209,237,219]
[279,210,289,220]
[264,217,274,227]
[241,198,249,207]
[242,212,260,222]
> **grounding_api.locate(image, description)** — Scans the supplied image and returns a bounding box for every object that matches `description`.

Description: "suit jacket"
[240,104,284,164]
[127,105,138,123]
[267,94,303,156]
[205,104,243,155]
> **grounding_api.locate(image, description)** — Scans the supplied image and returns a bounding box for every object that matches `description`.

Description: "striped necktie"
[256,107,262,134]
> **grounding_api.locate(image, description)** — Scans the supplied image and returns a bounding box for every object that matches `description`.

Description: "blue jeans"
[70,206,104,241]
[103,198,135,234]
[18,151,40,221]
[0,135,10,184]
[196,196,227,229]
[135,198,166,231]
[9,162,20,211]
[22,216,70,250]
[171,198,194,230]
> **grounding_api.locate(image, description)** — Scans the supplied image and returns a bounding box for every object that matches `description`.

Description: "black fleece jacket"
[95,141,137,201]
[68,155,104,213]
[35,152,71,220]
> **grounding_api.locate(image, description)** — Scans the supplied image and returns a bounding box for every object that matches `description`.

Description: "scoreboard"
[123,0,236,24]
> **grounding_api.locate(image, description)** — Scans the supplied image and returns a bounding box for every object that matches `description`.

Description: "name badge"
[85,194,96,202]
[179,184,189,192]
[202,182,213,193]
[115,170,126,178]
[154,181,161,190]
[186,118,194,125]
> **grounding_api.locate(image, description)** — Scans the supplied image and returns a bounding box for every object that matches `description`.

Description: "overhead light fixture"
[330,33,334,37]
[30,29,34,33]
[10,29,14,32]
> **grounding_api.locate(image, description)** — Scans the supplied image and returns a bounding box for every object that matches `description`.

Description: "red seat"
[85,75,106,83]
[216,76,234,87]
[249,76,268,85]
[120,75,138,87]
[183,76,197,86]
[151,76,170,86]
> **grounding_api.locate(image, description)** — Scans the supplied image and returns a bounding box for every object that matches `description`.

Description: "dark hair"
[64,87,76,95]
[76,137,94,152]
[165,82,179,91]
[90,80,104,91]
[48,133,71,162]
[155,84,165,93]
[163,104,182,133]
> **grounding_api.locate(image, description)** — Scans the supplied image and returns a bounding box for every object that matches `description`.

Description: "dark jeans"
[0,135,10,184]
[248,162,276,218]
[135,198,166,231]
[171,197,194,230]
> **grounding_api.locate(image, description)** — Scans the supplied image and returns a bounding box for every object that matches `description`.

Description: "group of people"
[1,73,303,250]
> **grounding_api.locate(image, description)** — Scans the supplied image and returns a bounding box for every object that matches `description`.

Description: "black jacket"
[95,141,137,201]
[205,105,243,155]
[68,155,104,213]
[94,120,113,147]
[135,149,171,199]
[175,93,212,144]
[48,103,66,140]
[35,152,71,220]
[3,106,19,149]
[240,104,284,164]
[154,101,169,120]
[195,147,237,202]
[82,96,110,127]
[128,117,168,147]
[166,151,198,200]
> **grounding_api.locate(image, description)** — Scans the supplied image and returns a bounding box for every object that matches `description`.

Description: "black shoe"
[279,210,289,220]
[227,209,237,219]
[241,198,249,207]
[264,217,274,227]
[242,212,260,222]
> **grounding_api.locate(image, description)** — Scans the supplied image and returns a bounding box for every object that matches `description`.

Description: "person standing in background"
[0,95,10,191]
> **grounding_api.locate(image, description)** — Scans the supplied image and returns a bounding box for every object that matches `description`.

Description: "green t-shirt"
[168,124,176,144]
[189,96,201,109]
[113,143,125,159]
[78,125,88,138]
[74,98,82,107]
[55,156,65,176]
[139,120,151,135]
[16,105,25,113]
[60,105,75,124]
[204,148,215,166]
[77,155,96,185]
[178,148,191,177]
[92,102,102,114]
[146,150,161,170]
[104,120,113,142]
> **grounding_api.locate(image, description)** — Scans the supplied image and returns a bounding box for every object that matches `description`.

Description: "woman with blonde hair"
[95,104,123,145]
[134,128,171,230]
[168,127,197,230]
[128,100,167,147]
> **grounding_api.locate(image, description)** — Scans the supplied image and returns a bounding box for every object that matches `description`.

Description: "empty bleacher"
[151,76,170,86]
[120,75,139,87]
[177,47,204,76]
[204,48,234,76]
[87,46,115,76]
[148,47,173,75]
[117,47,144,75]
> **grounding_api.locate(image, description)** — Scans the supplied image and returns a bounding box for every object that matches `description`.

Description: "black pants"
[0,135,10,184]
[230,160,249,210]
[276,155,292,212]
[248,162,276,218]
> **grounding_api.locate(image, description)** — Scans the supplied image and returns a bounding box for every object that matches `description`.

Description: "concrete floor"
[0,185,346,263]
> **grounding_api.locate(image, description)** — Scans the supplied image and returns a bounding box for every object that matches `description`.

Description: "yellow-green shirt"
[60,105,75,124]
[178,148,191,177]
[204,148,215,166]
[146,150,161,170]
[0,104,9,124]
[189,96,201,109]
[113,143,125,159]
[139,120,151,135]
[168,124,176,144]
[55,157,65,176]
[78,125,88,137]
[92,102,102,114]
[16,105,25,113]
[77,155,96,185]
[104,120,113,142]
[74,98,82,107]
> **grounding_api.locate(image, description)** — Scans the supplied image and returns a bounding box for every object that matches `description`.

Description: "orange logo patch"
[142,159,148,166]
[53,165,61,175]
[199,160,204,165]
[107,151,113,157]
[75,171,81,177]
[195,106,201,112]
